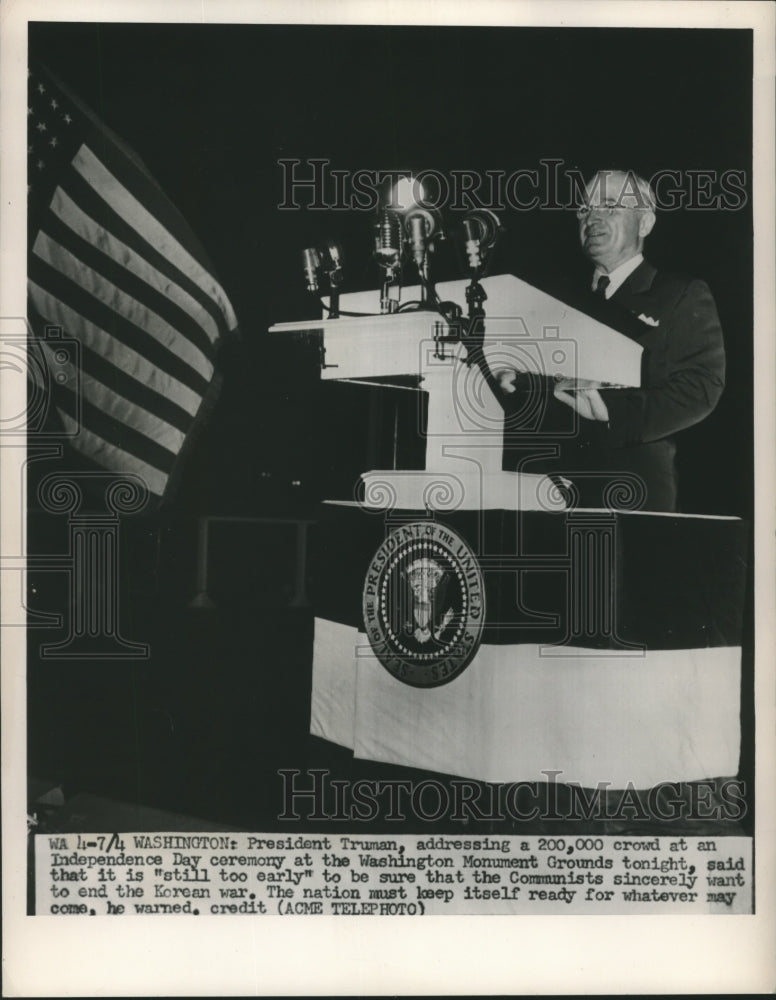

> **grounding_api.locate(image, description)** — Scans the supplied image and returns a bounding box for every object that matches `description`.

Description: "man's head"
[577,169,656,273]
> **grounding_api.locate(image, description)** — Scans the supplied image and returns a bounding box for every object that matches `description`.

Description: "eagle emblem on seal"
[362,521,485,687]
[402,557,454,645]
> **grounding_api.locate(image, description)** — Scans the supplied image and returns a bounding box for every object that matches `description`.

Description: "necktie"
[595,274,611,299]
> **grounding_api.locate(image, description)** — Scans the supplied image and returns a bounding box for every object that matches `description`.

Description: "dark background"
[26,23,754,837]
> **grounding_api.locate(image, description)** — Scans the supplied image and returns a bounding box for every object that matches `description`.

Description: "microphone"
[461,208,502,271]
[302,247,321,293]
[404,207,440,269]
[374,211,402,314]
[317,241,344,318]
[374,210,402,269]
[324,241,343,272]
[322,241,344,286]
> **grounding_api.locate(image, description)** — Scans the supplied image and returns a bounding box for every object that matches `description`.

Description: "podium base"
[311,616,741,790]
[309,502,747,789]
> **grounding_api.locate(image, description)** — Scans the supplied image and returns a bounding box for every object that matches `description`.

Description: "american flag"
[27,65,239,501]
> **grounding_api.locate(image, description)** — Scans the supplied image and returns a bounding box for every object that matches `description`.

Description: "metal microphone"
[404,207,439,269]
[324,241,343,276]
[461,209,502,271]
[323,242,343,292]
[374,210,402,268]
[462,217,483,270]
[320,242,344,318]
[302,247,321,293]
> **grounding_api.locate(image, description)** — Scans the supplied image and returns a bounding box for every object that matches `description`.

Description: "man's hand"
[553,385,610,421]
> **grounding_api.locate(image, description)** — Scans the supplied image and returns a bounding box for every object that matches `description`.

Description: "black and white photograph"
[2,0,775,995]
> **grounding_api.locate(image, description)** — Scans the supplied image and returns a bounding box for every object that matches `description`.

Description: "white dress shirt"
[592,253,644,298]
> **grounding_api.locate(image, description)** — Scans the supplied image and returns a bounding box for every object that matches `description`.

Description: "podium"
[270,274,642,510]
[269,274,745,790]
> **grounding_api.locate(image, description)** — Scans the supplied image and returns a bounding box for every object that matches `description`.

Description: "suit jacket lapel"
[611,260,657,315]
[578,260,659,343]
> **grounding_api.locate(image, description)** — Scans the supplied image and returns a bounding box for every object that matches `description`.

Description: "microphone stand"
[458,210,504,396]
[380,272,400,314]
[463,271,487,366]
[327,265,343,319]
[461,264,504,405]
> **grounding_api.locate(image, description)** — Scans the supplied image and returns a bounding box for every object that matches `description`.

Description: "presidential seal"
[362,521,486,687]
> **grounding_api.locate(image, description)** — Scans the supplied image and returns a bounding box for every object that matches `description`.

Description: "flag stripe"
[33,231,214,381]
[39,339,186,454]
[41,202,215,368]
[29,252,211,394]
[73,145,237,333]
[49,186,222,354]
[28,66,239,501]
[28,281,202,418]
[78,341,194,432]
[55,408,170,496]
[58,167,234,345]
[53,374,178,474]
[78,119,224,283]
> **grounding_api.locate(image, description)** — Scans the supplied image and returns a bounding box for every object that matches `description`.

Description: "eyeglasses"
[576,202,653,220]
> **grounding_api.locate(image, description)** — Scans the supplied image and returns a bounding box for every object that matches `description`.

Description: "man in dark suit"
[549,169,726,512]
